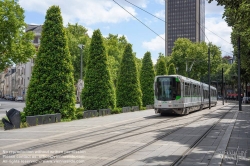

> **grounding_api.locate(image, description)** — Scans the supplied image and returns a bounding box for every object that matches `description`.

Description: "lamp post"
[208,47,211,109]
[78,44,84,107]
[237,37,242,111]
[176,67,178,75]
[222,68,224,105]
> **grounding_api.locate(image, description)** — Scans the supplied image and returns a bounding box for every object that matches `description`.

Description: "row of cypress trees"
[23,5,174,119]
[81,29,156,110]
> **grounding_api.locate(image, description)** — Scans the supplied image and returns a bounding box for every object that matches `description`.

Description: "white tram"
[154,75,217,115]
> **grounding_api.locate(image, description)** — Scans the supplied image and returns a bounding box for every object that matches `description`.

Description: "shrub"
[156,59,167,75]
[24,6,76,120]
[111,107,122,114]
[140,52,155,106]
[20,122,28,128]
[116,44,142,108]
[81,29,115,110]
[76,107,85,119]
[21,112,26,123]
[168,63,176,75]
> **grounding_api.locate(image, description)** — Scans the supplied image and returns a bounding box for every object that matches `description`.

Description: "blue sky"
[19,0,233,63]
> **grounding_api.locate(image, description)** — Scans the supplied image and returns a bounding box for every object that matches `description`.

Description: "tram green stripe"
[176,96,181,100]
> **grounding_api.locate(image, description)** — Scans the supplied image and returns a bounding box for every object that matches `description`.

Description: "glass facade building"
[165,0,205,56]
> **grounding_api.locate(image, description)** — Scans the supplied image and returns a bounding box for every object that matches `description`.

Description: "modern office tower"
[165,0,205,56]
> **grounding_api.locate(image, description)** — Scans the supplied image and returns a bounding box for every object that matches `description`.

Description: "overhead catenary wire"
[196,20,233,56]
[125,0,233,56]
[112,0,165,42]
[124,0,165,22]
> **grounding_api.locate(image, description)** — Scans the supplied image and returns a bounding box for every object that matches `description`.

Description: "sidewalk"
[220,104,250,165]
[180,102,250,166]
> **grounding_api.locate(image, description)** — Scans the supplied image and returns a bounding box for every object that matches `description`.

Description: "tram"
[154,75,217,115]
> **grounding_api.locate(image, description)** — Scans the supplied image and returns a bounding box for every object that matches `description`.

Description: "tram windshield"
[155,77,181,101]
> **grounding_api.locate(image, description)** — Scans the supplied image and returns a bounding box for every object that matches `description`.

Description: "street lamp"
[78,44,84,107]
[176,67,178,75]
[208,47,211,109]
[237,36,242,111]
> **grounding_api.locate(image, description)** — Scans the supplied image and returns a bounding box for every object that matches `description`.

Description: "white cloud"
[205,1,232,56]
[142,34,165,51]
[85,27,94,37]
[205,17,232,56]
[205,0,224,16]
[118,34,129,42]
[155,0,164,5]
[103,26,110,30]
[19,0,149,25]
[155,10,165,20]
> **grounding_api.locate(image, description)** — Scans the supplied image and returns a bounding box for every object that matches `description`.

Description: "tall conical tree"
[116,44,142,108]
[140,52,155,106]
[168,63,176,75]
[156,59,167,75]
[81,29,115,110]
[24,6,76,119]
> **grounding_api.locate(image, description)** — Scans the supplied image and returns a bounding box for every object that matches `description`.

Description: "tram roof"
[155,75,216,89]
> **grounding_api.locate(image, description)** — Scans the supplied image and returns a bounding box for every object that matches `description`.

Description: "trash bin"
[3,108,21,130]
[1,118,14,130]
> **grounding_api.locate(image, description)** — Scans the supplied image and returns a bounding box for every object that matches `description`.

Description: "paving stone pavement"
[180,102,250,166]
[0,101,249,166]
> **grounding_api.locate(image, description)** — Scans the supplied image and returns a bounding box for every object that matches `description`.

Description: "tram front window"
[155,77,180,101]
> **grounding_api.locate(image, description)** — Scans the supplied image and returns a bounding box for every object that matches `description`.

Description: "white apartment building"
[0,67,17,97]
[15,58,35,98]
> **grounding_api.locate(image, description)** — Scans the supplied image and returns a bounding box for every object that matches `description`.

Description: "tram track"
[16,104,229,166]
[102,104,236,166]
[170,105,237,166]
[0,103,224,157]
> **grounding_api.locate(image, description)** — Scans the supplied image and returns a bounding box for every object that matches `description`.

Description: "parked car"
[8,96,15,101]
[4,95,10,100]
[242,97,250,103]
[15,96,24,101]
[218,95,223,100]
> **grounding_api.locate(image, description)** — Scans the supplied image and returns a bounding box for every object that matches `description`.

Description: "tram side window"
[191,84,193,97]
[185,83,189,97]
[198,86,200,96]
[194,85,197,97]
[204,90,208,99]
[176,81,181,96]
